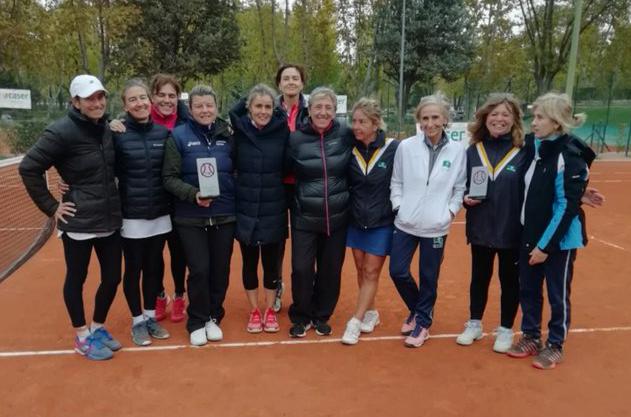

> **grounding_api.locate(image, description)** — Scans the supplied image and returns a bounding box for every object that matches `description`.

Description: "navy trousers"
[519,248,576,347]
[389,227,446,329]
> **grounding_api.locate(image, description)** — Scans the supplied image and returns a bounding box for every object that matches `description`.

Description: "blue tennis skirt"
[346,224,394,257]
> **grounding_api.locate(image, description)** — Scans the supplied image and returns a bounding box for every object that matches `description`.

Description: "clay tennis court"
[1,160,630,417]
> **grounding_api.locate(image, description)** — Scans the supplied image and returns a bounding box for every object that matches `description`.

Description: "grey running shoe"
[146,317,170,339]
[507,334,543,358]
[131,322,151,346]
[272,280,284,313]
[532,344,563,370]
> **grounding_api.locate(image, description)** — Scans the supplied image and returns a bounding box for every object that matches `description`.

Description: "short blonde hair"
[351,97,386,131]
[414,91,450,125]
[532,92,586,134]
[468,93,524,147]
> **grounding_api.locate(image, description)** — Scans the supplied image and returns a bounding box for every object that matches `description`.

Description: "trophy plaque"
[469,166,489,200]
[197,157,220,199]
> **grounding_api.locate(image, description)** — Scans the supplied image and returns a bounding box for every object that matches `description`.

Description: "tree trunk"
[254,0,268,72]
[270,0,282,65]
[284,0,289,60]
[96,0,110,83]
[69,0,90,74]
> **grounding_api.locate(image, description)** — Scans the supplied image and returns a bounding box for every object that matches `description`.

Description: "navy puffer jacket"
[113,116,171,219]
[230,99,289,245]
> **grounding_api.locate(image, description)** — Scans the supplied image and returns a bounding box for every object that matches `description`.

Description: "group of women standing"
[19,66,601,370]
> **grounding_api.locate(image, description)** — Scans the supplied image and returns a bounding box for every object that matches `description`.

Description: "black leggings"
[276,184,295,285]
[158,228,187,296]
[240,242,282,290]
[469,244,520,329]
[61,232,122,328]
[122,233,167,316]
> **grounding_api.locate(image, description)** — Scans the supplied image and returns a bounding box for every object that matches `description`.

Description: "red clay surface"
[1,161,630,417]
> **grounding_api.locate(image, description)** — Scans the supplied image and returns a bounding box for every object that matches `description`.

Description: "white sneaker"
[341,317,362,345]
[456,320,483,346]
[493,326,514,353]
[205,319,223,341]
[190,328,207,346]
[360,310,380,333]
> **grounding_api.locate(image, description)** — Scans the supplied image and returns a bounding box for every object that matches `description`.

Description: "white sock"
[76,328,90,341]
[132,315,145,326]
[90,322,104,333]
[144,309,156,319]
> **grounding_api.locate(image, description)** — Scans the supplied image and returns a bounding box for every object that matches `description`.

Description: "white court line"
[2,326,631,358]
[590,236,627,251]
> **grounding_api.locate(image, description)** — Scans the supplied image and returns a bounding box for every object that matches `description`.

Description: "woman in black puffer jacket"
[114,79,172,347]
[230,84,290,334]
[19,74,122,361]
[287,86,353,338]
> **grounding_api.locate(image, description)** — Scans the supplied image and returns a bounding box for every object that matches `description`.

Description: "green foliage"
[111,0,240,84]
[374,0,474,116]
[3,0,631,123]
[8,120,50,154]
[287,0,342,90]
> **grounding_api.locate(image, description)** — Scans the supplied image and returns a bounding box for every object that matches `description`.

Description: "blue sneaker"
[92,327,122,351]
[74,335,113,361]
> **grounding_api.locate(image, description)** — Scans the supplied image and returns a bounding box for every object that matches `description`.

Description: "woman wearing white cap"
[20,74,123,361]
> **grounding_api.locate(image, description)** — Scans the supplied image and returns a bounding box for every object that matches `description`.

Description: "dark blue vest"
[171,119,235,218]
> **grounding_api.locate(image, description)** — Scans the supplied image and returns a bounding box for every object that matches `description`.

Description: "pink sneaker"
[247,308,263,333]
[171,295,186,323]
[401,313,416,335]
[404,324,429,348]
[263,308,280,333]
[155,294,170,322]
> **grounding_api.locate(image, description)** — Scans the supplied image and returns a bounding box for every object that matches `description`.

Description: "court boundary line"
[590,236,627,251]
[2,325,630,358]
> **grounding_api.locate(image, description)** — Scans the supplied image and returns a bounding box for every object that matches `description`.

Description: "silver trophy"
[469,166,489,200]
[196,157,220,199]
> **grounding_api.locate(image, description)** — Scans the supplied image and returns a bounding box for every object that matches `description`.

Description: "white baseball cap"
[69,74,108,98]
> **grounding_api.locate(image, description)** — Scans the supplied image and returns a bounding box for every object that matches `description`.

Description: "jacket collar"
[277,93,307,111]
[537,133,570,159]
[125,113,153,132]
[68,106,108,131]
[300,118,338,136]
[188,117,231,142]
[353,129,385,151]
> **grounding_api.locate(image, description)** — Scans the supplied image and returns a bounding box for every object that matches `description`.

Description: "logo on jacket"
[506,165,516,173]
[200,163,216,177]
[377,161,387,169]
[216,140,227,146]
[442,160,451,168]
[187,141,201,147]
